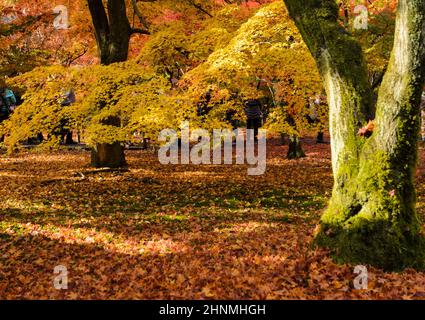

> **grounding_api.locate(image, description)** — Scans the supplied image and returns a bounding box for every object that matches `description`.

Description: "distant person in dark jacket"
[1,88,17,110]
[0,87,17,143]
[244,99,263,142]
[0,92,9,121]
[58,89,76,144]
[0,95,8,143]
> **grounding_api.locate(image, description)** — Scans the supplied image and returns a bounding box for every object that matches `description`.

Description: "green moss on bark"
[316,150,425,271]
[315,220,425,271]
[283,0,425,270]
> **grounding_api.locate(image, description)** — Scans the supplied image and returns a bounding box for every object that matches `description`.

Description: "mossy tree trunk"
[87,0,148,168]
[283,0,425,270]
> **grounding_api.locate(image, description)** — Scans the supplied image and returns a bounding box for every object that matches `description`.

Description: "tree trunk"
[87,0,133,167]
[287,136,305,159]
[91,114,127,168]
[91,142,126,168]
[88,0,132,65]
[316,131,324,143]
[284,0,425,270]
[280,133,288,145]
[105,0,131,64]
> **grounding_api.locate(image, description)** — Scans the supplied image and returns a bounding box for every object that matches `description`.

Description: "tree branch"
[87,0,110,64]
[186,0,213,18]
[373,0,425,162]
[283,0,373,176]
[130,0,149,30]
[130,28,150,35]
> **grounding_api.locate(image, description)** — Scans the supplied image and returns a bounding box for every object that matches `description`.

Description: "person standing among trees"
[0,92,9,143]
[0,87,17,143]
[58,89,76,145]
[244,98,263,142]
[1,87,17,111]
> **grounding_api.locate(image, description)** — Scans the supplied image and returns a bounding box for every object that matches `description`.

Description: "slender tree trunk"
[287,135,305,159]
[280,133,288,145]
[283,0,425,270]
[316,131,324,143]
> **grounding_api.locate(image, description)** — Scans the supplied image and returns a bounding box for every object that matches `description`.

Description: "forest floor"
[1,138,425,299]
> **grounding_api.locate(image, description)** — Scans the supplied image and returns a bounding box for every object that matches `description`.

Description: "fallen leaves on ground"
[1,138,425,299]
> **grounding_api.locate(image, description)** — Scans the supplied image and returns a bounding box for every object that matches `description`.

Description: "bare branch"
[130,28,150,35]
[130,0,149,30]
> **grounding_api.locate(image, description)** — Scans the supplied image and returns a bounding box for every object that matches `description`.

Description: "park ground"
[1,138,425,299]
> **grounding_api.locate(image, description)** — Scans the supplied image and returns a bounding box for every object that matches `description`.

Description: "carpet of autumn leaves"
[2,138,425,299]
